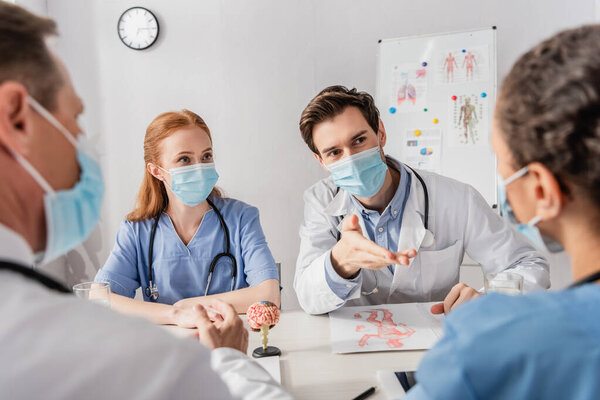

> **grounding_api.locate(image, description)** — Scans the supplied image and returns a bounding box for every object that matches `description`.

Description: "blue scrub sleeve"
[405,322,477,400]
[94,221,141,298]
[239,206,280,286]
[324,250,361,299]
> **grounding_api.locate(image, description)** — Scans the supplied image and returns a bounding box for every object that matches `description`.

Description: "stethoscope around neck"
[145,198,237,302]
[361,165,434,296]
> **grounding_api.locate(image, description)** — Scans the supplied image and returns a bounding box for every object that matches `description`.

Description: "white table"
[163,310,426,399]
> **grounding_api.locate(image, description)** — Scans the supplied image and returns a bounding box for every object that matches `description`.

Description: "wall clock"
[117,7,159,50]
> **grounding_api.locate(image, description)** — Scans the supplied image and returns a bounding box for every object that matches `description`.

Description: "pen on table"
[352,386,376,400]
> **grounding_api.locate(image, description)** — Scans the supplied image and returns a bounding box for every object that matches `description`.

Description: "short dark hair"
[497,25,600,208]
[299,85,380,155]
[0,2,62,110]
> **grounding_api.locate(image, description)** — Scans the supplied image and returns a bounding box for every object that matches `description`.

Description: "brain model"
[246,301,280,331]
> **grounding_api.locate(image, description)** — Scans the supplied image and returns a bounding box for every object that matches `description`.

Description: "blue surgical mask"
[159,163,219,207]
[9,96,104,264]
[327,146,387,198]
[497,166,563,253]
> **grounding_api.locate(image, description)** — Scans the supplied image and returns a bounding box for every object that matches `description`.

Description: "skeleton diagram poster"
[448,93,488,146]
[329,303,444,354]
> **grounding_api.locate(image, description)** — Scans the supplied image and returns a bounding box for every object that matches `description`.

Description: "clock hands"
[119,7,158,50]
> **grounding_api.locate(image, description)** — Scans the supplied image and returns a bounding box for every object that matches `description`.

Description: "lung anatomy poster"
[389,63,429,114]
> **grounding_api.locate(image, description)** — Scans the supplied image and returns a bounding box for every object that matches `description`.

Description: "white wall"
[45,0,594,308]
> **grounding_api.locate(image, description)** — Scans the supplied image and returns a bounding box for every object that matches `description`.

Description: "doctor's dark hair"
[127,110,222,222]
[299,86,380,156]
[0,2,63,110]
[497,24,600,207]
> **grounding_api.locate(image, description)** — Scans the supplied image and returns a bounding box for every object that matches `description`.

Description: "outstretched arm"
[174,278,281,313]
[109,292,226,327]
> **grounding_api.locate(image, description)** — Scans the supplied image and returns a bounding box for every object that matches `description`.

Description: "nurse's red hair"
[127,109,221,222]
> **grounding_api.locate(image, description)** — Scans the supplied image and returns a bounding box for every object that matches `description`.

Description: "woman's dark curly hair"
[497,25,600,207]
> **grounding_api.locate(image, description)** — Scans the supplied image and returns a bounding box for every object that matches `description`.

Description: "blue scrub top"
[405,284,600,400]
[95,196,280,305]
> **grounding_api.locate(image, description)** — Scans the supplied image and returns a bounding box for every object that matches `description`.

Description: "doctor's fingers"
[440,283,463,314]
[355,248,418,269]
[217,317,248,353]
[354,258,397,271]
[191,305,221,349]
[449,286,480,312]
[348,234,396,260]
[392,248,418,265]
[206,307,225,325]
[205,299,238,325]
[240,328,249,353]
[442,283,478,314]
[341,214,363,233]
[344,251,395,269]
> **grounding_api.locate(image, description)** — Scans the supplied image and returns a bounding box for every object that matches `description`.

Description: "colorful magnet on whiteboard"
[424,108,428,112]
[422,61,428,67]
[451,95,457,101]
[389,107,397,114]
[420,147,433,156]
[462,49,466,53]
[481,92,487,98]
[433,118,439,124]
[414,130,422,137]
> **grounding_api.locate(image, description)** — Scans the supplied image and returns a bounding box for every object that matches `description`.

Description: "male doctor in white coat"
[0,3,289,399]
[294,86,550,315]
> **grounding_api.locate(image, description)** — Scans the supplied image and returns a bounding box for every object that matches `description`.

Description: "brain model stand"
[246,301,281,358]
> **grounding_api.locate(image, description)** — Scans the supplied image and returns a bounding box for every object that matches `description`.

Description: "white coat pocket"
[419,239,464,302]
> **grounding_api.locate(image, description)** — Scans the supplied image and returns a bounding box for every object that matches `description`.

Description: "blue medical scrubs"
[405,284,600,400]
[95,196,279,305]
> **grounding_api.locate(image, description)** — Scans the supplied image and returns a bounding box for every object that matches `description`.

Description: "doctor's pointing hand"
[334,214,479,315]
[294,86,549,315]
[331,214,417,278]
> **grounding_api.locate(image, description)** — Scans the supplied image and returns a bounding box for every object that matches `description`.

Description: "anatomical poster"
[435,45,489,85]
[389,63,429,113]
[329,303,443,354]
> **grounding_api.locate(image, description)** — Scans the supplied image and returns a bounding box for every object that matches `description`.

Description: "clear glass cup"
[73,281,111,307]
[484,272,523,295]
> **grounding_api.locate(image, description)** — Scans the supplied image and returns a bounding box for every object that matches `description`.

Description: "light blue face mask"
[497,166,563,253]
[327,146,388,198]
[9,96,104,264]
[159,162,219,207]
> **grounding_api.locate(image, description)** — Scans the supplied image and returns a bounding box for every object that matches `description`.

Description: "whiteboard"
[376,27,497,204]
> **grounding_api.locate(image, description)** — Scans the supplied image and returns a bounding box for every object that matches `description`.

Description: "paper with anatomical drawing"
[329,302,444,354]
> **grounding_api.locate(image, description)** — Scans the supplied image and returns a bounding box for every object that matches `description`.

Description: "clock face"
[117,7,159,50]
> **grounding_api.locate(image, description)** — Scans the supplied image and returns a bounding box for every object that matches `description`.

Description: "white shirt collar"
[0,223,35,267]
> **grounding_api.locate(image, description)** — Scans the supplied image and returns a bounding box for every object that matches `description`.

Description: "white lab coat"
[294,158,550,315]
[0,224,291,400]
